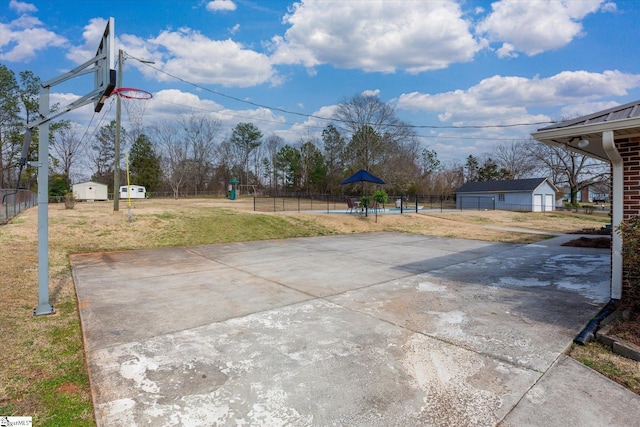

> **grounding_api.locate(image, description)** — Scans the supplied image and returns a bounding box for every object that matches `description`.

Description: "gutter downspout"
[602,130,623,300]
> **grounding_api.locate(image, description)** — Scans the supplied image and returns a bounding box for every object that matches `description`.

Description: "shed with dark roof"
[455,178,557,212]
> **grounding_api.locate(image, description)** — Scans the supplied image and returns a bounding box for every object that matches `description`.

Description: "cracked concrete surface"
[71,232,640,426]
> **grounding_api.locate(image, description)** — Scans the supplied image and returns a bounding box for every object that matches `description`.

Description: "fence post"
[253,196,256,211]
[415,195,418,213]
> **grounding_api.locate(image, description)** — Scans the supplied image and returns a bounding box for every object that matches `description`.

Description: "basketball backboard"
[94,17,116,112]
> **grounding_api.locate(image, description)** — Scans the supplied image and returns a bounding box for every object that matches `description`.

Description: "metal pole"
[114,49,123,211]
[34,86,55,316]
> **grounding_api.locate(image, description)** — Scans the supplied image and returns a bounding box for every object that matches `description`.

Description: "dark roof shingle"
[455,178,552,193]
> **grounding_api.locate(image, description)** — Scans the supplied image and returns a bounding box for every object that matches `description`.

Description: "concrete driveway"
[70,232,640,426]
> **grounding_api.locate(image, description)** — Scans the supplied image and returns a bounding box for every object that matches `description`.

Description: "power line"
[128,55,555,131]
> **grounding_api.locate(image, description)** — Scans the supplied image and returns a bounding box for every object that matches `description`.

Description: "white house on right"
[455,178,558,212]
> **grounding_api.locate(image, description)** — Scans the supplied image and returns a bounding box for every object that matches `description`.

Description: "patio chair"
[346,197,357,213]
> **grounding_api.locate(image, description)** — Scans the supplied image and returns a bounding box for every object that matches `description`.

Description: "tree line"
[0,63,609,203]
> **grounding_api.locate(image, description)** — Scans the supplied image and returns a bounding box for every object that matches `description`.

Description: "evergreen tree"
[129,133,161,192]
[275,145,302,191]
[230,122,262,190]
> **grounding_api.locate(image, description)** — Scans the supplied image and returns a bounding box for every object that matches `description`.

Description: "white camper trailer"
[119,185,146,199]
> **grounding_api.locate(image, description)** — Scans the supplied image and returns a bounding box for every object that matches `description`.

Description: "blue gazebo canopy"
[340,169,385,185]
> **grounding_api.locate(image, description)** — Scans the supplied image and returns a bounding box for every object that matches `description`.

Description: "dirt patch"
[562,236,611,248]
[57,382,82,395]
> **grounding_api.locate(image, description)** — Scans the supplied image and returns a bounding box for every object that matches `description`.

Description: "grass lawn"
[0,197,631,425]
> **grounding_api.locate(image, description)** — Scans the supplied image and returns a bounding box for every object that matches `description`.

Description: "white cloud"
[206,0,236,12]
[9,0,37,13]
[281,104,339,142]
[476,0,608,56]
[396,70,640,125]
[149,28,276,87]
[0,14,67,62]
[271,0,479,73]
[496,43,517,59]
[559,101,620,119]
[145,89,288,134]
[115,28,278,88]
[361,89,380,97]
[66,18,110,64]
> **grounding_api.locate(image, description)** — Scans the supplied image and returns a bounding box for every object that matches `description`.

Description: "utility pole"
[114,49,123,211]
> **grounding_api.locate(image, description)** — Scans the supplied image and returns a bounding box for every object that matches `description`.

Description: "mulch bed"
[562,236,611,248]
[610,307,640,347]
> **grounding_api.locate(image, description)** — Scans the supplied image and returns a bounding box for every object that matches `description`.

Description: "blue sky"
[2,0,640,163]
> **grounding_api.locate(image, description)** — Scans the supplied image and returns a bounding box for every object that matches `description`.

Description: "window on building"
[498,194,505,201]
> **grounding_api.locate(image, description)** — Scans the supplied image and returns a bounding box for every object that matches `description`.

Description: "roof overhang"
[531,116,640,162]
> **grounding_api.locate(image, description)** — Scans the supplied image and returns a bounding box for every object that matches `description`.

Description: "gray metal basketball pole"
[25,17,115,316]
[34,86,54,315]
[29,77,109,316]
[114,49,123,212]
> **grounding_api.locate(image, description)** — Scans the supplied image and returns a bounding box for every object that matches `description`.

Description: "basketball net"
[112,87,152,132]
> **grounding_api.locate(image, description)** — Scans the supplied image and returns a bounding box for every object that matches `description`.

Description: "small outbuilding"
[72,181,108,201]
[455,178,557,212]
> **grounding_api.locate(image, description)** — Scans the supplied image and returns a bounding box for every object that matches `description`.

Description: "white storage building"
[72,181,108,201]
[455,178,557,212]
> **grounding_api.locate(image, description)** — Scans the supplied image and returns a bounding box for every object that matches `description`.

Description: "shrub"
[617,215,640,301]
[373,189,389,205]
[64,192,76,210]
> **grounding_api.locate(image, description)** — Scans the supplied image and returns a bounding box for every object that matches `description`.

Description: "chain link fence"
[253,194,457,213]
[1,189,37,224]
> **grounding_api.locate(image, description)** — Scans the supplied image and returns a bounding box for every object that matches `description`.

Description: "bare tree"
[180,114,221,195]
[264,134,284,192]
[527,140,609,204]
[151,122,188,199]
[321,125,346,194]
[491,140,537,179]
[433,162,465,198]
[51,121,83,182]
[333,94,416,173]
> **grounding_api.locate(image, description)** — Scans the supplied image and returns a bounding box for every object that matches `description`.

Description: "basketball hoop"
[111,87,152,129]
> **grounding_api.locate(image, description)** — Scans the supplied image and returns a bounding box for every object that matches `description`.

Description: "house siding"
[456,180,556,212]
[617,137,640,300]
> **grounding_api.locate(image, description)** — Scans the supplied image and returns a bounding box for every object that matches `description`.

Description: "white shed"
[455,178,557,212]
[72,181,108,201]
[119,185,146,199]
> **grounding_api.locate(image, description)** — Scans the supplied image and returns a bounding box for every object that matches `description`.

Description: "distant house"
[561,185,609,203]
[72,181,108,201]
[455,178,557,212]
